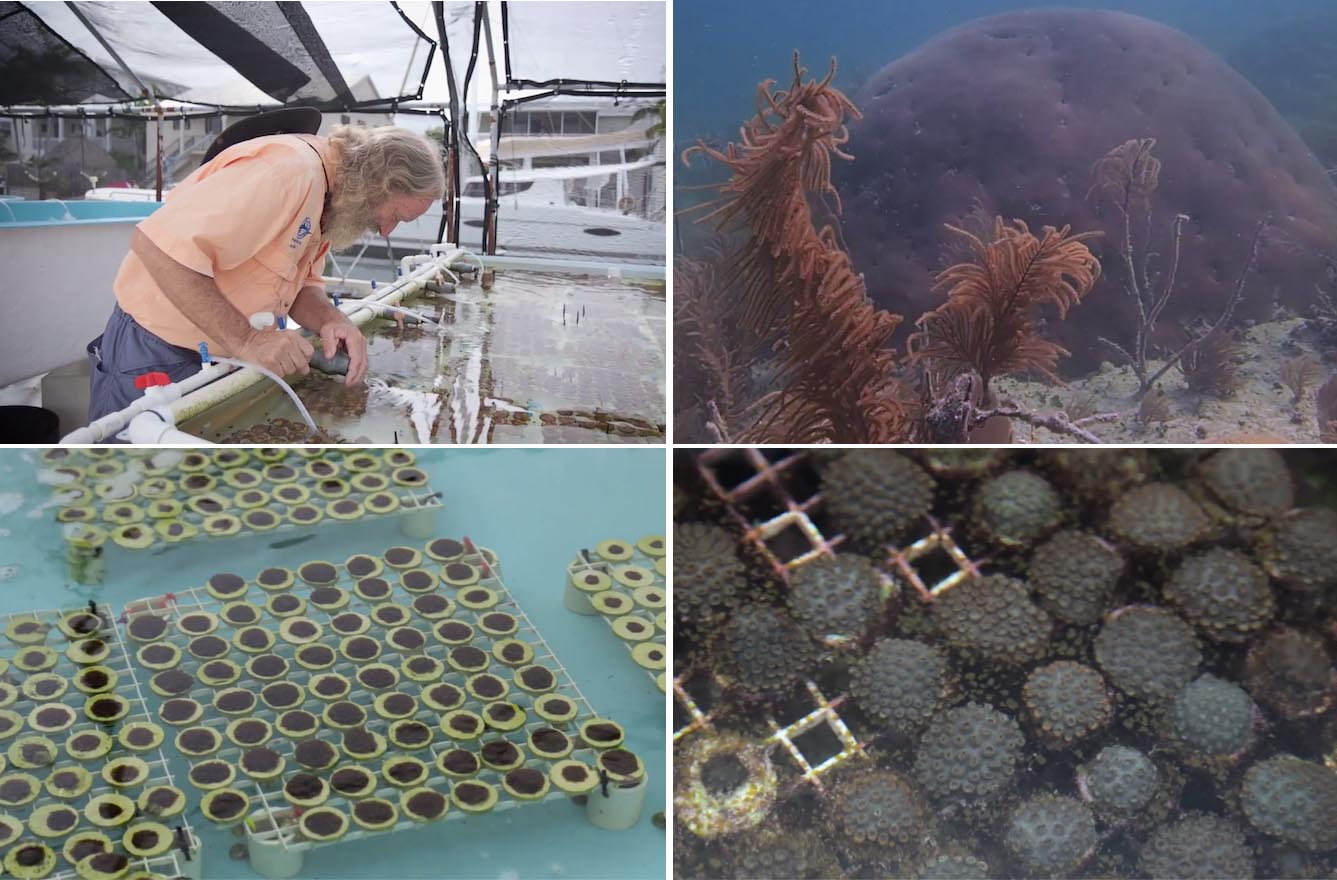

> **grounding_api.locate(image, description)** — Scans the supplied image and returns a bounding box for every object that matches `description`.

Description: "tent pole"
[482,3,501,255]
[155,104,164,201]
[433,1,463,247]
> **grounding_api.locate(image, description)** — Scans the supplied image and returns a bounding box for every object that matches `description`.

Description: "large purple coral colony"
[675,449,1337,879]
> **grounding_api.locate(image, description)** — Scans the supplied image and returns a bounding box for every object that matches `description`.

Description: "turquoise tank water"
[0,447,666,879]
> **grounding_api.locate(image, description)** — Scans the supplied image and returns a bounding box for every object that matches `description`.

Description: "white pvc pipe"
[468,252,665,281]
[404,250,464,285]
[586,775,648,830]
[165,257,450,424]
[62,362,229,444]
[400,253,429,275]
[357,302,445,332]
[121,410,211,444]
[63,253,459,442]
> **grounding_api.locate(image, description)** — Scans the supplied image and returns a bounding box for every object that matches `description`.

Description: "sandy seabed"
[992,317,1331,444]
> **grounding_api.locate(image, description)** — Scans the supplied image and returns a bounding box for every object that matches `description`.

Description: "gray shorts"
[87,304,203,424]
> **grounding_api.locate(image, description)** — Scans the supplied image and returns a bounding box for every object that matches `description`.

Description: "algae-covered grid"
[124,537,639,851]
[674,448,1337,880]
[0,602,196,880]
[40,449,441,573]
[565,536,667,693]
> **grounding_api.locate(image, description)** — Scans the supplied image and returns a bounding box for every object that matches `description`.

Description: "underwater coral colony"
[675,54,1294,444]
[673,448,1337,880]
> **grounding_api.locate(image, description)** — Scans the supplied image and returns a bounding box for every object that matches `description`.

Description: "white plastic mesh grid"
[0,603,198,879]
[122,538,627,853]
[676,449,982,785]
[565,535,667,692]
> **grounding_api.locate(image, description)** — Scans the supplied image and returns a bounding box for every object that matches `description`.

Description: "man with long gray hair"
[86,123,444,423]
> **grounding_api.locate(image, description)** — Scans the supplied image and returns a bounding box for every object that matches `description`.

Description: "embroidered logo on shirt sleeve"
[290,216,313,249]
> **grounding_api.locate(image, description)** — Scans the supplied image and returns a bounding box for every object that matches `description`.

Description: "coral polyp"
[1021,661,1111,749]
[1093,605,1201,704]
[1027,530,1124,625]
[913,703,1024,803]
[1163,547,1275,642]
[1108,483,1211,554]
[850,638,951,735]
[821,450,935,549]
[826,769,929,870]
[972,470,1063,549]
[714,604,816,696]
[932,575,1051,665]
[1077,745,1160,820]
[786,555,885,645]
[1004,794,1098,876]
[674,449,1337,879]
[1165,674,1256,759]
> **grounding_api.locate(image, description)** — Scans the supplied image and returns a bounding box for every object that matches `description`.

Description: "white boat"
[86,120,668,265]
[369,108,667,264]
[391,160,666,263]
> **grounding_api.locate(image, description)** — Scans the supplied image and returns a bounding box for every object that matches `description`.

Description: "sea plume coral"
[673,247,758,441]
[908,217,1101,394]
[1176,329,1244,398]
[681,54,912,443]
[1316,375,1337,442]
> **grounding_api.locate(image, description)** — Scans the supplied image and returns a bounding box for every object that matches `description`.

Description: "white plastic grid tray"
[124,538,626,853]
[0,602,198,879]
[677,449,982,788]
[40,448,443,564]
[565,536,667,692]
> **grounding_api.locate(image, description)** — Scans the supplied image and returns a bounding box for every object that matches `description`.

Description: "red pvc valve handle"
[134,371,171,390]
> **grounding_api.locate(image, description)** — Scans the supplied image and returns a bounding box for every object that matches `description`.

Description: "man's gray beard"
[323,194,375,252]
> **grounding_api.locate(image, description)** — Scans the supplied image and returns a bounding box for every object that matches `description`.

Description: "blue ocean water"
[675,0,1335,160]
[0,448,666,879]
[672,0,1337,444]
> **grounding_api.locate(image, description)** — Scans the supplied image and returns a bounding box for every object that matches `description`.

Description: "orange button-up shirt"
[114,134,334,353]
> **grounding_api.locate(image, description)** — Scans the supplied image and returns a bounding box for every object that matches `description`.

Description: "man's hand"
[319,314,369,385]
[236,329,315,377]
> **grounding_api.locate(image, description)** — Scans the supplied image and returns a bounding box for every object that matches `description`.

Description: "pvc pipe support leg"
[245,812,306,880]
[585,774,648,831]
[176,830,205,880]
[563,579,597,614]
[399,507,437,540]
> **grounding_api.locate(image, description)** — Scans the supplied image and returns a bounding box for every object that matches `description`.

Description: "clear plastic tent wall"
[503,1,665,87]
[1,1,666,262]
[477,2,666,261]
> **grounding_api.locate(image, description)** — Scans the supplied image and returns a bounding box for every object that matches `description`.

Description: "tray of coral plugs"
[564,536,668,693]
[36,448,442,584]
[673,447,1337,880]
[118,535,643,856]
[177,267,666,444]
[0,603,201,880]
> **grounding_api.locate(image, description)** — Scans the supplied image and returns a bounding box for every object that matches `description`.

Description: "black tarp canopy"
[1,1,664,116]
[0,1,439,113]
